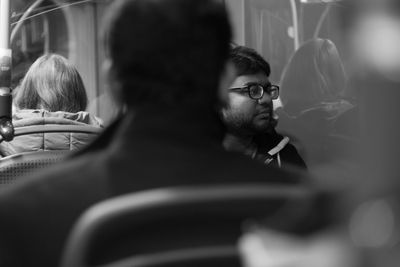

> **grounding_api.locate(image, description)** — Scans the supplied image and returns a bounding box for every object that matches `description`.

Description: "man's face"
[222,72,276,135]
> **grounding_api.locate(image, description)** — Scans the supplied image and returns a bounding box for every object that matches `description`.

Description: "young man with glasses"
[221,46,306,170]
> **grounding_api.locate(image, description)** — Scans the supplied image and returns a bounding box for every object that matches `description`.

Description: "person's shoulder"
[259,159,308,184]
[281,141,308,170]
[11,109,104,128]
[221,148,307,184]
[11,109,45,125]
[53,111,104,127]
[254,131,307,171]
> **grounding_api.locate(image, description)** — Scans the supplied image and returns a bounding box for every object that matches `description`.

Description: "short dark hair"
[104,0,232,107]
[14,54,87,113]
[229,45,271,77]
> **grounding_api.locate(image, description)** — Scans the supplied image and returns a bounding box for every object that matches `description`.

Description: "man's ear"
[218,61,237,105]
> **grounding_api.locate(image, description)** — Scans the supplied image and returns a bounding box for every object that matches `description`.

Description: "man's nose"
[257,92,272,105]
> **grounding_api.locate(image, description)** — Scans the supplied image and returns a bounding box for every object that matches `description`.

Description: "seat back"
[61,184,314,267]
[0,124,102,187]
[0,150,70,186]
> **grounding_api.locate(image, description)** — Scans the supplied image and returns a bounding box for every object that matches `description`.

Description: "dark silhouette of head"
[104,0,232,109]
[13,54,87,113]
[280,38,346,116]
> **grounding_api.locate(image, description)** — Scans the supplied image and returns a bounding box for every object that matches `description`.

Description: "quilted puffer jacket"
[0,109,103,157]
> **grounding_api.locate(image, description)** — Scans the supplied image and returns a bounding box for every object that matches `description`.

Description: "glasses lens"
[249,84,263,99]
[269,85,279,99]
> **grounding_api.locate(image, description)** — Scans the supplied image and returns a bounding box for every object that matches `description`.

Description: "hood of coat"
[0,109,103,157]
[12,109,103,127]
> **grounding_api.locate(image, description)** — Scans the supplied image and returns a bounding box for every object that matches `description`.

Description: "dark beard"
[222,111,276,136]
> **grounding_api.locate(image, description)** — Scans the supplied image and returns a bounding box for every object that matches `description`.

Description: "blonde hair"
[14,54,87,112]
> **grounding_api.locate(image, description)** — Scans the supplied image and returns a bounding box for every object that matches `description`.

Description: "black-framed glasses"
[229,83,279,100]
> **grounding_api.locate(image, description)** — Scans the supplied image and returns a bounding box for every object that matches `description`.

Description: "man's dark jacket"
[254,130,307,170]
[0,105,305,267]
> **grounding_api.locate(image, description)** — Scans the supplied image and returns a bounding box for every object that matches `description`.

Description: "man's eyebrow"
[242,81,259,86]
[242,81,271,86]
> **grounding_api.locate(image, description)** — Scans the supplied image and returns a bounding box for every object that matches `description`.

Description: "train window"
[11,0,69,89]
[9,0,114,122]
[225,0,345,82]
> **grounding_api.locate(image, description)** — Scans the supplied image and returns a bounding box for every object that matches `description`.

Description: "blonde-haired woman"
[0,54,103,157]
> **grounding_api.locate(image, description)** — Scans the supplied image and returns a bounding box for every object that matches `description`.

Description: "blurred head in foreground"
[103,0,233,111]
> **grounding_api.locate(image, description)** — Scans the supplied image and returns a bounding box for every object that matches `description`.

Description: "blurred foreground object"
[239,229,359,267]
[240,0,400,266]
[341,0,400,206]
[61,184,312,267]
[0,50,14,142]
[0,0,14,142]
